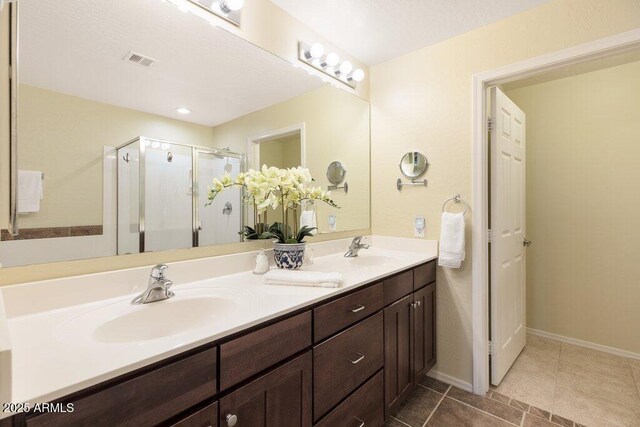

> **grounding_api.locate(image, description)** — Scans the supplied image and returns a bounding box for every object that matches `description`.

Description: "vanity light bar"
[298,42,365,89]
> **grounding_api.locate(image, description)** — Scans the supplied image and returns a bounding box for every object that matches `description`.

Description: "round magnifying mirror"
[326,161,346,185]
[399,152,428,178]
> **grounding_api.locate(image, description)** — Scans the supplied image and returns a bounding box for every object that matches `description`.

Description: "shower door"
[144,141,194,252]
[196,149,243,246]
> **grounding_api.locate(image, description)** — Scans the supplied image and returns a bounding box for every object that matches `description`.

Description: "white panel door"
[490,86,527,385]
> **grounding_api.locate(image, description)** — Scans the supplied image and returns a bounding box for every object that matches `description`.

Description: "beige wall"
[370,0,640,385]
[17,84,213,228]
[212,85,371,234]
[505,60,640,354]
[0,8,10,231]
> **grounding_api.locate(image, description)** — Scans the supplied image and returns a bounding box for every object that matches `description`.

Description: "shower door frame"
[116,136,245,254]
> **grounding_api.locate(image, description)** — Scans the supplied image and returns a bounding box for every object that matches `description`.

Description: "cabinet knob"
[225,413,238,427]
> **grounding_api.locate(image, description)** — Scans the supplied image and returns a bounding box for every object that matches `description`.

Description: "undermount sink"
[56,288,245,345]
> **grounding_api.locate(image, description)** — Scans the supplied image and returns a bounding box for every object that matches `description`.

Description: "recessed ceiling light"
[176,107,191,114]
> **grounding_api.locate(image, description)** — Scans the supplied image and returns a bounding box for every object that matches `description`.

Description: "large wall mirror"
[0,0,370,267]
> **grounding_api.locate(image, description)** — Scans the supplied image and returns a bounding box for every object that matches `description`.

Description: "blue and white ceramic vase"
[273,242,306,269]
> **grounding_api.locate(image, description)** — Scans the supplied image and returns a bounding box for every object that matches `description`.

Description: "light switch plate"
[328,214,337,231]
[414,216,426,237]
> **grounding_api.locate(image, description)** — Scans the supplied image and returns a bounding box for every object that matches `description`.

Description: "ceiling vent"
[123,51,158,67]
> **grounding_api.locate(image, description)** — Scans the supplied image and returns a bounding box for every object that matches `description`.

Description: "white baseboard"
[427,370,473,392]
[527,328,640,361]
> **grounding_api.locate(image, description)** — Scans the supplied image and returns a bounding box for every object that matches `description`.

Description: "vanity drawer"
[25,347,217,427]
[314,282,383,342]
[219,311,312,390]
[313,312,384,420]
[414,261,436,290]
[170,402,218,427]
[315,371,384,427]
[383,270,413,306]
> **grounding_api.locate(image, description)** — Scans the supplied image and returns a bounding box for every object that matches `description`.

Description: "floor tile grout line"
[550,341,563,419]
[421,388,448,427]
[389,415,412,427]
[444,394,523,426]
[519,410,525,427]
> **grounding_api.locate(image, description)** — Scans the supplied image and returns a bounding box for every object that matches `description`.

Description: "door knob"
[225,414,238,427]
[523,238,532,247]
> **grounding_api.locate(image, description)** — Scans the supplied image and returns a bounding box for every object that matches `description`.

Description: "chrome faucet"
[131,264,174,305]
[344,236,370,257]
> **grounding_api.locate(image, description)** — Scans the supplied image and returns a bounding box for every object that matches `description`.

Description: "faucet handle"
[151,264,168,279]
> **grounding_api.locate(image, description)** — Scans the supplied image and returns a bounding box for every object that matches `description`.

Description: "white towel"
[438,212,465,268]
[264,269,342,288]
[300,210,317,235]
[17,170,43,213]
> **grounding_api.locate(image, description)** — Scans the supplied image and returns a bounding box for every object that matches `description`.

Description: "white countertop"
[0,236,437,416]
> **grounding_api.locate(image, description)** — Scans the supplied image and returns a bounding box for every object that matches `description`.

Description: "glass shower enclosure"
[116,136,244,255]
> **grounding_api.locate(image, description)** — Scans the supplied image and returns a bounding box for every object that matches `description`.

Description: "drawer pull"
[225,413,238,427]
[353,417,365,427]
[348,352,365,364]
[350,304,366,313]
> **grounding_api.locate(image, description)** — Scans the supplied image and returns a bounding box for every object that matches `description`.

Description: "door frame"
[471,28,640,395]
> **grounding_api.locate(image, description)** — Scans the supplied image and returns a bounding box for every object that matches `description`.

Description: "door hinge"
[487,229,492,243]
[487,117,493,132]
[488,341,493,356]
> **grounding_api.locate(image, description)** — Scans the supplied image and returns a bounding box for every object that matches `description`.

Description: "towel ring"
[442,194,468,215]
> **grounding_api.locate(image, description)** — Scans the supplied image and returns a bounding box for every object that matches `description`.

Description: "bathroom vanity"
[0,237,437,426]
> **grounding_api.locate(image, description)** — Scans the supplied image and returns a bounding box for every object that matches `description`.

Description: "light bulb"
[151,141,160,149]
[220,0,244,12]
[325,52,340,67]
[161,143,170,151]
[339,61,353,75]
[176,107,191,114]
[351,68,365,82]
[309,43,324,59]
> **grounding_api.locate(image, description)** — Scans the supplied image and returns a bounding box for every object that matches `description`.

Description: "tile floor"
[385,334,640,426]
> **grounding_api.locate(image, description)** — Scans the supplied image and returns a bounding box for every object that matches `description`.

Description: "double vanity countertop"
[0,236,437,418]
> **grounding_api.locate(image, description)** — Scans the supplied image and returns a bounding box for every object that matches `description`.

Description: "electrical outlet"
[414,216,426,237]
[328,214,337,231]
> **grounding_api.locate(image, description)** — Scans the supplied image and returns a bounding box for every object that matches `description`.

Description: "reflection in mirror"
[0,0,370,267]
[399,152,429,178]
[326,161,347,185]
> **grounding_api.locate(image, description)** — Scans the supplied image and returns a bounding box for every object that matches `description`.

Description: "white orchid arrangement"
[207,165,338,243]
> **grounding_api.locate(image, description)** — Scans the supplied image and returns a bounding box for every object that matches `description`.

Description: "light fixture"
[219,0,244,13]
[308,43,325,60]
[323,52,340,68]
[298,42,365,89]
[176,107,191,114]
[336,61,353,77]
[185,0,243,26]
[349,69,365,82]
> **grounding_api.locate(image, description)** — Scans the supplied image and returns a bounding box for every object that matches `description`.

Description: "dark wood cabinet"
[314,312,384,420]
[384,294,415,416]
[315,371,384,427]
[26,347,218,427]
[219,311,312,391]
[169,402,218,427]
[314,282,384,342]
[384,262,437,416]
[218,352,312,427]
[414,282,436,378]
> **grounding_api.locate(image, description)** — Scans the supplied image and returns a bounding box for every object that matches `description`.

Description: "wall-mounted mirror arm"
[328,182,348,193]
[396,178,427,191]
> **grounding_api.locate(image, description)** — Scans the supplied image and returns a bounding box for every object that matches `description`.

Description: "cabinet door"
[414,282,436,380]
[219,352,312,427]
[383,294,414,417]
